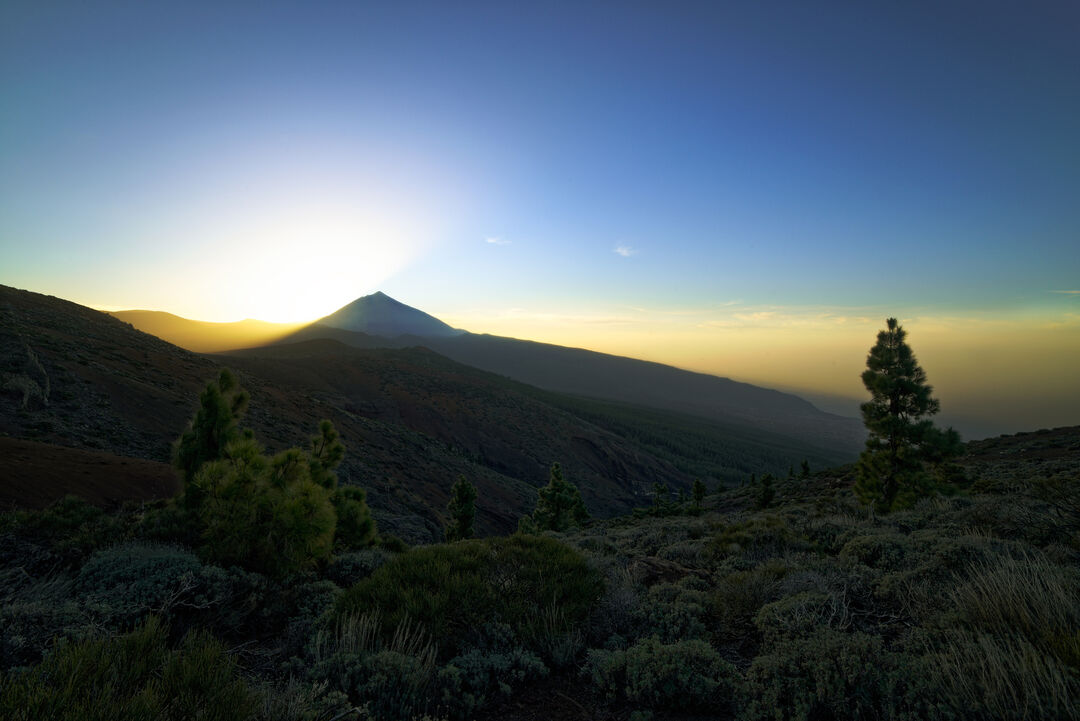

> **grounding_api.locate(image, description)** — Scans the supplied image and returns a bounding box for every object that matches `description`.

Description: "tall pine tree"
[445,475,478,541]
[530,462,589,532]
[855,318,961,512]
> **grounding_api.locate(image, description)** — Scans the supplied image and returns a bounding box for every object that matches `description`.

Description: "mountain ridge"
[4,283,849,542]
[111,290,864,456]
[317,290,465,338]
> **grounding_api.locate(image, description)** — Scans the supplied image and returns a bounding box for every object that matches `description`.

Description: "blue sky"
[2,1,1078,435]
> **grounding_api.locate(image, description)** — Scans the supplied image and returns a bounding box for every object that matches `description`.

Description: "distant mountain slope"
[109,310,301,353]
[108,291,865,458]
[8,284,819,541]
[280,323,866,457]
[316,291,464,337]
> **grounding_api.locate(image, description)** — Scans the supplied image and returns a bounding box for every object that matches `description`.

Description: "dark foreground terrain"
[1,422,1077,720]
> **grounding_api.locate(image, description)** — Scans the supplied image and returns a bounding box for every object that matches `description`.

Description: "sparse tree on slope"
[530,462,589,532]
[174,368,249,510]
[692,478,707,510]
[445,475,478,541]
[175,370,377,575]
[855,318,961,512]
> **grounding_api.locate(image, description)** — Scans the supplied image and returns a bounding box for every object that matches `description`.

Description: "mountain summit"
[316,291,463,338]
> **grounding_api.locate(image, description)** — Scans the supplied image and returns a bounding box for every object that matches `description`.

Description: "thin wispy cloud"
[1050,289,1080,294]
[485,237,511,246]
[614,245,638,257]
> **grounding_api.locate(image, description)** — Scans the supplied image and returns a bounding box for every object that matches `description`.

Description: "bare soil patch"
[0,436,180,511]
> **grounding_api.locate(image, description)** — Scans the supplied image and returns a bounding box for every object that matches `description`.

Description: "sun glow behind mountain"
[2,2,1078,437]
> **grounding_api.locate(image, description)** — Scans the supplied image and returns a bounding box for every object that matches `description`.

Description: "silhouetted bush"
[586,636,738,712]
[76,542,203,629]
[0,616,256,721]
[336,535,602,660]
[436,646,548,720]
[741,628,916,721]
[10,496,130,567]
[325,547,390,587]
[711,559,789,646]
[708,515,808,562]
[840,531,916,571]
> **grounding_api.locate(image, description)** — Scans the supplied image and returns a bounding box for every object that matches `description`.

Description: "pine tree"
[755,473,775,510]
[651,482,670,514]
[531,462,589,532]
[445,475,478,541]
[175,370,377,575]
[691,478,707,509]
[174,368,249,509]
[855,318,961,512]
[800,459,811,478]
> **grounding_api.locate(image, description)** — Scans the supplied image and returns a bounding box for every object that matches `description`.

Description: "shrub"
[0,575,88,670]
[11,496,130,567]
[0,616,256,721]
[839,532,916,572]
[754,591,849,647]
[252,678,351,721]
[75,542,203,629]
[586,636,738,712]
[742,628,919,721]
[353,650,434,721]
[711,559,789,646]
[308,612,436,721]
[708,515,807,562]
[325,548,390,587]
[638,582,709,643]
[436,647,548,720]
[336,535,603,659]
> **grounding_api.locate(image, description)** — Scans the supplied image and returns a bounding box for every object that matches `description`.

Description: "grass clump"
[0,616,255,721]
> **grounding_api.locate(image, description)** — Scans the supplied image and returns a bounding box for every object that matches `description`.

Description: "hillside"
[2,284,842,542]
[109,310,302,354]
[3,423,1076,719]
[108,292,866,458]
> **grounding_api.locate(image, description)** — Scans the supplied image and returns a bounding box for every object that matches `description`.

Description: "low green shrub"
[741,628,926,721]
[252,678,351,721]
[586,636,738,712]
[754,590,848,646]
[711,559,789,645]
[308,611,437,720]
[0,577,88,669]
[325,548,390,587]
[638,581,709,643]
[708,515,808,562]
[336,535,603,659]
[10,496,131,567]
[436,647,548,720]
[839,531,916,572]
[0,616,256,721]
[76,542,203,629]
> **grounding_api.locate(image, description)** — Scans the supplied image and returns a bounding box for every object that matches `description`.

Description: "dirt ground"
[0,436,180,511]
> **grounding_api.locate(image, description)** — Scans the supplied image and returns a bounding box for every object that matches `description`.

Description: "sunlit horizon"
[3,1,1078,440]
[55,283,1076,441]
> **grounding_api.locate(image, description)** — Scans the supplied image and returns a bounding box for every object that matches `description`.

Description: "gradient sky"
[2,1,1078,438]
